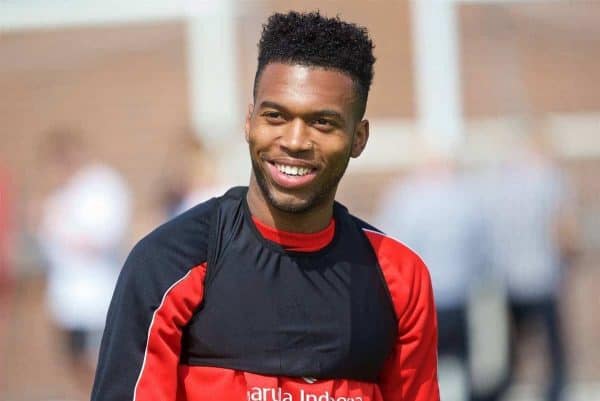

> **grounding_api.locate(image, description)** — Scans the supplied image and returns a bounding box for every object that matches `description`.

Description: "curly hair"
[254,11,375,118]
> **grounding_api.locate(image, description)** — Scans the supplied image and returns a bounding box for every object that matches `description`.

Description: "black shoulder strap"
[204,197,221,291]
[204,187,247,291]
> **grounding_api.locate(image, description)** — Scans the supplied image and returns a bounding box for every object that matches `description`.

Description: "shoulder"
[76,163,128,190]
[124,197,219,280]
[336,203,422,266]
[354,216,425,269]
[353,216,433,316]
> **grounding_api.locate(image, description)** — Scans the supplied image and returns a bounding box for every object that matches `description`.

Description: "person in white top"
[376,141,488,401]
[37,130,131,395]
[159,129,230,217]
[480,133,578,401]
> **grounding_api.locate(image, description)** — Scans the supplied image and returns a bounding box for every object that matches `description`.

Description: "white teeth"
[275,163,312,176]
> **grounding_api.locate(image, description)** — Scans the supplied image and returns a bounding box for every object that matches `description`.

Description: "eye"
[312,118,336,131]
[262,111,286,124]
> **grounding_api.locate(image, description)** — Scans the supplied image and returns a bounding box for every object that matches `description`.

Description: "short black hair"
[254,11,375,119]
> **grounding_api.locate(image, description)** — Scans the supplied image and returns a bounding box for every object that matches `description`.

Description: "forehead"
[255,63,357,113]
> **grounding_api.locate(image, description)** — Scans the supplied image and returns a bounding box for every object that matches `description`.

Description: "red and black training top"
[91,187,439,401]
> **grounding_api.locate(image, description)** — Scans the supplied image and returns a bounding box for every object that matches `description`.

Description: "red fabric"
[252,216,335,252]
[133,230,439,401]
[177,365,383,401]
[363,229,440,401]
[134,263,207,401]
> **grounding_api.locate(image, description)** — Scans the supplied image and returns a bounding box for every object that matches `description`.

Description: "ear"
[244,103,254,143]
[350,119,369,158]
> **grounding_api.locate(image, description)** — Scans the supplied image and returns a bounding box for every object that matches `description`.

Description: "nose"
[280,118,312,153]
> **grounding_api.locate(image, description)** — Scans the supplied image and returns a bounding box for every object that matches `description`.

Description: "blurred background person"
[158,128,229,219]
[481,128,579,401]
[376,138,489,401]
[36,129,132,399]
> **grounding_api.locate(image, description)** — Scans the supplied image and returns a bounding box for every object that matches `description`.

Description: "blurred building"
[1,1,599,400]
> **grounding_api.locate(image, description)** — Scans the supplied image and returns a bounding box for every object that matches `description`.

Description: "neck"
[246,175,334,234]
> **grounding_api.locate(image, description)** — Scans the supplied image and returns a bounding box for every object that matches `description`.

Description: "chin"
[265,189,316,214]
[251,159,333,214]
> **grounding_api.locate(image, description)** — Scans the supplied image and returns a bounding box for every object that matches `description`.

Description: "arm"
[363,229,439,401]
[91,237,207,401]
[379,257,439,401]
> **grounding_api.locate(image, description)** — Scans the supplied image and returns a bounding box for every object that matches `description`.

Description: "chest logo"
[247,387,364,401]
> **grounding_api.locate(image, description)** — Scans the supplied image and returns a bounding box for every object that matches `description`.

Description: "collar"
[251,216,335,252]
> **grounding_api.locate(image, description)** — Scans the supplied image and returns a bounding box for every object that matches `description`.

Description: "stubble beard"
[250,155,350,214]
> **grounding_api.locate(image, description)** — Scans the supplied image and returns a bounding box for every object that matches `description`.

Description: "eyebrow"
[258,100,346,123]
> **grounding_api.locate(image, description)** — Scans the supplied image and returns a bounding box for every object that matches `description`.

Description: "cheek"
[247,125,276,149]
[320,137,353,162]
[246,131,265,152]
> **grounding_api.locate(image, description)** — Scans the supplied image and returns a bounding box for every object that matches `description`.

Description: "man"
[481,133,576,401]
[376,141,488,401]
[92,11,439,401]
[37,129,131,396]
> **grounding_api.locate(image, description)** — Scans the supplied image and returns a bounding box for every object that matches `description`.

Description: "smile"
[274,163,313,176]
[265,160,317,189]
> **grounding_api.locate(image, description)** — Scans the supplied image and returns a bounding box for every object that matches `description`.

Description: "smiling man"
[246,62,366,232]
[92,11,439,401]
